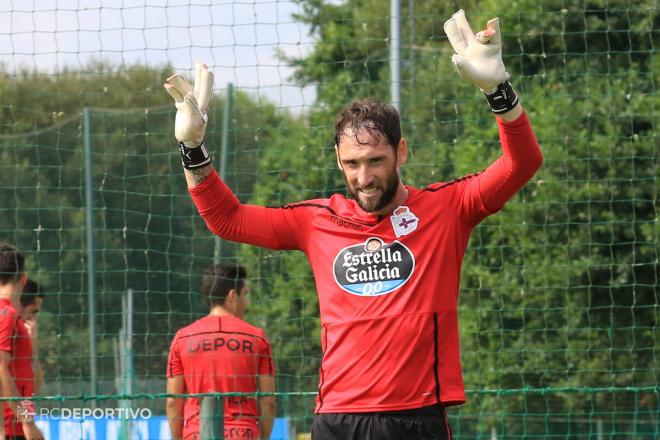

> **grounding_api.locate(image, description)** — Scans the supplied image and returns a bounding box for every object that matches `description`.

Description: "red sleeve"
[0,308,17,352]
[167,336,183,377]
[258,336,275,376]
[189,170,309,251]
[459,111,543,224]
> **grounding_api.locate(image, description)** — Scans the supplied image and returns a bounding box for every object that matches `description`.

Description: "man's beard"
[346,167,400,213]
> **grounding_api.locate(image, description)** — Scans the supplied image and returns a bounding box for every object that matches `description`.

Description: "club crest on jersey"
[333,237,415,297]
[390,206,419,238]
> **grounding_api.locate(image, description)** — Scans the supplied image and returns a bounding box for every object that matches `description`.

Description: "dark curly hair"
[334,99,401,149]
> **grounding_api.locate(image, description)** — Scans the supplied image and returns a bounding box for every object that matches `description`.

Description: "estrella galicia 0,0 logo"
[333,237,415,296]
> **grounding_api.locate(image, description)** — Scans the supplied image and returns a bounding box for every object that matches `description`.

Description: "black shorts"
[312,404,452,440]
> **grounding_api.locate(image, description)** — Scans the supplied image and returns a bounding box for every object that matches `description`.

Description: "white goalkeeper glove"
[443,9,508,93]
[444,10,518,113]
[164,62,214,148]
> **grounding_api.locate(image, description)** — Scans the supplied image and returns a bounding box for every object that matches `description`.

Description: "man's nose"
[357,166,374,188]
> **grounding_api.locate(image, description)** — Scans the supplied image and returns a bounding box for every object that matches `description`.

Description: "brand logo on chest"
[333,237,415,296]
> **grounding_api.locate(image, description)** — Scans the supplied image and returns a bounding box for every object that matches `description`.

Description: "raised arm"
[477,112,542,212]
[187,170,306,250]
[164,64,308,250]
[444,10,543,217]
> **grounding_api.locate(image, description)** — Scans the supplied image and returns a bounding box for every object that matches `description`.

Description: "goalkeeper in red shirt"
[166,264,276,440]
[165,9,542,439]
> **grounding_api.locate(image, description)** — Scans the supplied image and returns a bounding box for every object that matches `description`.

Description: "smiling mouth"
[360,188,379,197]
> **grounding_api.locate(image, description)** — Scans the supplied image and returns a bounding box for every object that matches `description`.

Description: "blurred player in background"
[19,281,44,396]
[165,9,542,439]
[0,244,43,440]
[166,264,276,440]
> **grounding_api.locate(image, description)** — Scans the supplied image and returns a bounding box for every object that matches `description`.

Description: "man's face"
[336,128,404,214]
[21,297,43,321]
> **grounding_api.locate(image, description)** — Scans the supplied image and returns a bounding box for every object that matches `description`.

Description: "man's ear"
[18,273,28,289]
[335,145,343,171]
[226,288,236,304]
[396,138,408,167]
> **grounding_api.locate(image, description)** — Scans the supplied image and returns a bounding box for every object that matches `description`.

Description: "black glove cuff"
[484,80,519,114]
[179,141,212,170]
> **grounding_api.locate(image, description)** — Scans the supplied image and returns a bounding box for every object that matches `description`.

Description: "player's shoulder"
[15,316,28,331]
[225,316,268,339]
[173,315,267,340]
[327,193,348,203]
[419,172,481,194]
[280,195,379,225]
[0,304,19,340]
[172,316,214,340]
[0,301,18,321]
[280,196,368,227]
[279,197,332,212]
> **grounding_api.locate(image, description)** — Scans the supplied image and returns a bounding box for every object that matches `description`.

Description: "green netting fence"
[0,0,658,438]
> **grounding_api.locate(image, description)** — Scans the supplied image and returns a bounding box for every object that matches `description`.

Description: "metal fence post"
[83,107,98,404]
[390,0,401,111]
[200,395,224,439]
[214,83,234,264]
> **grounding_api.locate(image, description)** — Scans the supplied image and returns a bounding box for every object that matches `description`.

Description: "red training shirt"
[190,113,542,412]
[0,298,35,436]
[167,315,275,440]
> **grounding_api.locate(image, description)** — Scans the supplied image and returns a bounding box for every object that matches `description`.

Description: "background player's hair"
[0,243,25,285]
[334,98,401,149]
[201,264,247,307]
[21,279,44,307]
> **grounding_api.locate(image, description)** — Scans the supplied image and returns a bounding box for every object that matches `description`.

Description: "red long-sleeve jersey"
[190,113,542,412]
